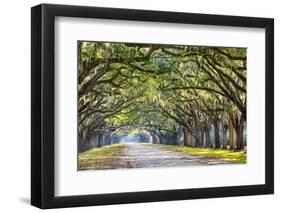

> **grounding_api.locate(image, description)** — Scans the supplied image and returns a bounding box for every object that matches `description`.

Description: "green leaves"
[78,42,246,140]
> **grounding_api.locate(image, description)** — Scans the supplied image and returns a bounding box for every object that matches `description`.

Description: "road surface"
[85,143,228,170]
[126,143,227,168]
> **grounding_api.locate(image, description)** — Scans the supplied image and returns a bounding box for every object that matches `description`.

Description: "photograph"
[77,41,247,171]
[29,2,274,209]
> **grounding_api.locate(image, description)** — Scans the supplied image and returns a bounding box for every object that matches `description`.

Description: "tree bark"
[235,122,244,150]
[183,127,189,146]
[190,135,196,147]
[171,133,177,145]
[97,134,103,147]
[213,119,221,148]
[188,134,191,146]
[197,131,204,147]
[222,124,228,149]
[151,134,160,144]
[230,112,245,150]
[228,113,236,149]
[204,129,211,148]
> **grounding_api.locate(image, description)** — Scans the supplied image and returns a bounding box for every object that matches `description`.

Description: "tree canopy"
[78,41,246,152]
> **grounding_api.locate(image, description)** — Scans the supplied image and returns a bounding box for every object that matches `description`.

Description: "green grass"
[79,144,125,169]
[150,144,246,164]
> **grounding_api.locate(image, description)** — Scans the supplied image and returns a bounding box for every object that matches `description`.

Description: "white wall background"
[0,0,279,212]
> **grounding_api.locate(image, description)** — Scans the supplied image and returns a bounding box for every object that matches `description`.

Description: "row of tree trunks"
[145,126,181,145]
[79,113,245,153]
[78,132,121,153]
[150,131,180,145]
[183,127,198,147]
[182,113,245,150]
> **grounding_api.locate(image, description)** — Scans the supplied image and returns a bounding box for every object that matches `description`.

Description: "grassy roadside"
[78,144,125,170]
[149,144,246,164]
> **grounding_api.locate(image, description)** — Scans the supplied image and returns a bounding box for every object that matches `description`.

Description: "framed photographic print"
[31,3,274,209]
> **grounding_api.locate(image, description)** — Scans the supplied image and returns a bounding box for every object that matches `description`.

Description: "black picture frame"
[31,3,274,209]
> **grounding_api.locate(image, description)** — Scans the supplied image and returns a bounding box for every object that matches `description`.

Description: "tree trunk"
[213,119,221,148]
[194,137,198,147]
[151,134,156,144]
[188,133,193,146]
[165,135,170,145]
[104,134,111,145]
[89,134,99,148]
[235,122,244,150]
[171,133,177,145]
[230,112,245,150]
[183,127,189,146]
[78,136,88,153]
[97,134,103,147]
[191,135,197,147]
[204,129,211,148]
[228,113,236,149]
[151,134,160,144]
[199,131,204,147]
[222,124,228,149]
[159,135,165,144]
